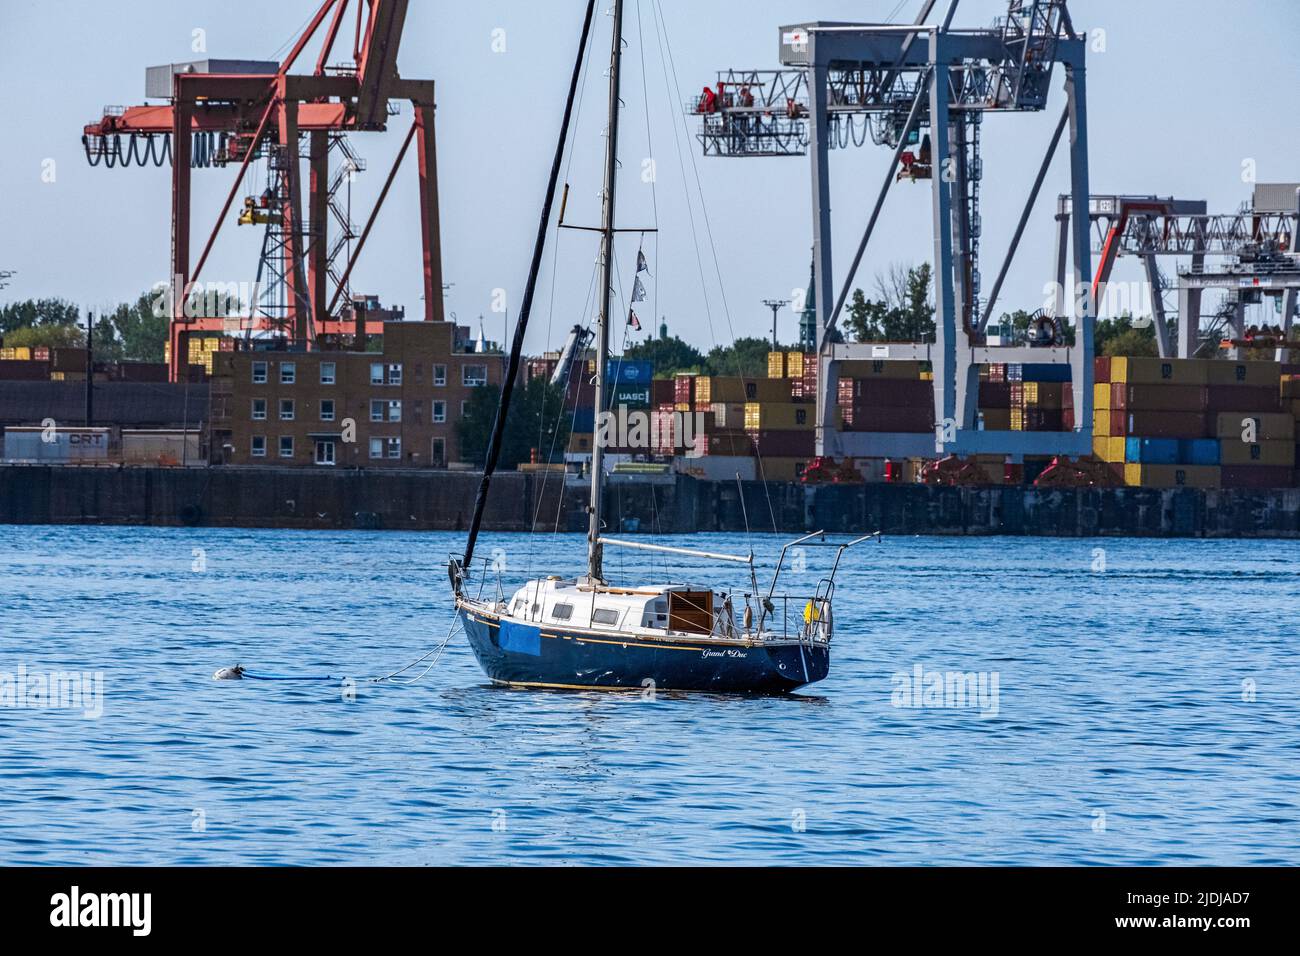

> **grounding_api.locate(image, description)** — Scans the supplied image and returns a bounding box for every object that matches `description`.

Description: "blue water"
[0,525,1297,865]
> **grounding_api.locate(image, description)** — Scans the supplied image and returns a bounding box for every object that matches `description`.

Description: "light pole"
[762,298,790,349]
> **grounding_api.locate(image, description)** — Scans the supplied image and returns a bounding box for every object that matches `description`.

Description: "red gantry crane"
[81,0,444,381]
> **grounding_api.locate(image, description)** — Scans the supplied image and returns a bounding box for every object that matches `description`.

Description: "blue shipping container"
[607,359,652,386]
[1178,438,1220,465]
[1126,437,1179,464]
[1021,363,1072,383]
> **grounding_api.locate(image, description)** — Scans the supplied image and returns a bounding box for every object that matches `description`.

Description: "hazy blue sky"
[1,0,1298,354]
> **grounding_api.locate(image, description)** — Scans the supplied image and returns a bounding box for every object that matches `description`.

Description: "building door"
[315,440,336,466]
[431,437,446,468]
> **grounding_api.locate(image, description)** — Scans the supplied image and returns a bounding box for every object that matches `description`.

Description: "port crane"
[81,0,444,381]
[692,0,1096,460]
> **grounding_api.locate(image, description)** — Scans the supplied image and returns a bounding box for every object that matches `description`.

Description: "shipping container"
[1093,355,1112,383]
[607,359,652,386]
[651,378,675,407]
[673,373,695,407]
[1218,439,1293,467]
[1220,465,1293,488]
[0,359,51,380]
[842,405,933,432]
[1092,382,1110,411]
[1125,437,1179,464]
[748,429,815,456]
[980,408,1012,431]
[708,402,747,430]
[785,351,805,379]
[1204,384,1281,413]
[1020,362,1071,382]
[1214,412,1294,441]
[1124,411,1209,438]
[2,426,112,462]
[1110,356,1208,386]
[1110,383,1207,412]
[1123,464,1221,489]
[1092,435,1126,463]
[608,384,651,408]
[744,402,814,431]
[757,456,809,482]
[839,359,924,380]
[1178,438,1220,466]
[677,454,757,481]
[1205,360,1281,388]
[121,429,202,465]
[767,351,787,379]
[841,377,934,407]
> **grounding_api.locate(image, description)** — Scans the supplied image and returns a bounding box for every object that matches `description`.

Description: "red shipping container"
[841,377,933,407]
[674,374,695,406]
[0,359,52,380]
[1111,383,1206,412]
[841,405,934,432]
[1124,411,1209,438]
[1204,385,1280,413]
[651,379,675,406]
[1094,356,1111,383]
[747,428,816,456]
[1220,465,1294,488]
[979,381,1011,408]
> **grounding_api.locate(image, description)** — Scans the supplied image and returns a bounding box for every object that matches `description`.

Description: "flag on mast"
[636,249,650,275]
[627,308,641,331]
[631,276,647,302]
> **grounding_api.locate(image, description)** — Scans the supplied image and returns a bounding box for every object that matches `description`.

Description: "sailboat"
[447,0,875,693]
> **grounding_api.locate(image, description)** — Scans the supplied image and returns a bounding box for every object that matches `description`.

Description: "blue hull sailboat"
[448,0,874,693]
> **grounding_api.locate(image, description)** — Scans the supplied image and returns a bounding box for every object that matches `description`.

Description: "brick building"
[209,320,501,468]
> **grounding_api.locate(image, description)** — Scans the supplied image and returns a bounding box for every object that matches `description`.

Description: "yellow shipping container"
[1214,412,1295,441]
[1123,464,1221,488]
[1111,356,1208,386]
[1205,360,1281,388]
[1092,436,1126,463]
[743,402,814,430]
[785,351,805,378]
[1219,439,1293,466]
[697,376,793,405]
[767,351,787,379]
[567,432,594,453]
[1093,409,1113,437]
[1093,382,1111,411]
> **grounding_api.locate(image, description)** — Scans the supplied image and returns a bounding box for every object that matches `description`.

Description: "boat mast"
[587,0,624,584]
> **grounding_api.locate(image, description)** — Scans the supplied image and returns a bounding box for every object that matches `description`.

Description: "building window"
[279,436,294,458]
[320,362,336,385]
[432,400,446,423]
[279,399,295,421]
[387,363,402,386]
[320,399,335,422]
[387,400,402,423]
[280,361,296,384]
[315,440,336,466]
[251,435,266,457]
[387,437,401,459]
[433,364,447,386]
[369,438,383,459]
[462,364,487,387]
[251,398,267,421]
[370,362,384,385]
[370,400,384,423]
[251,361,268,384]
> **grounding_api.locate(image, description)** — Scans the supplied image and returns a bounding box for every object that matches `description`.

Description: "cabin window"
[551,603,574,621]
[591,607,620,626]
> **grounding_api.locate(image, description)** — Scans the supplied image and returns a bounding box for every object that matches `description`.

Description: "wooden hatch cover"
[668,590,713,634]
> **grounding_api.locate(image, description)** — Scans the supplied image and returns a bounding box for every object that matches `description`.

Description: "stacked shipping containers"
[1091,356,1293,488]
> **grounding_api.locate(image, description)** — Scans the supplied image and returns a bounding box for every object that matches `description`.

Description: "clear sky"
[1,0,1298,354]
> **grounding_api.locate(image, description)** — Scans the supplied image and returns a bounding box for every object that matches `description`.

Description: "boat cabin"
[502,577,745,639]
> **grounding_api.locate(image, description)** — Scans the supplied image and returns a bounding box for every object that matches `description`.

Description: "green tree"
[104,291,169,363]
[0,297,80,336]
[842,263,935,342]
[704,336,775,378]
[624,333,706,378]
[456,377,571,469]
[2,323,85,349]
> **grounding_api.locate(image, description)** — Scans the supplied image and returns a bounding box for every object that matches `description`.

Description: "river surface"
[0,525,1296,865]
